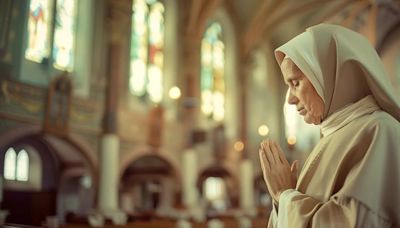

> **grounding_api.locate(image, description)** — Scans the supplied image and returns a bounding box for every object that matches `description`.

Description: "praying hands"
[259,140,299,204]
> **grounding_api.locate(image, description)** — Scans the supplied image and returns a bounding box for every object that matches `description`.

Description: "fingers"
[265,140,288,166]
[291,160,299,173]
[259,139,290,169]
[262,140,277,164]
[274,142,290,166]
[291,160,299,182]
[259,148,270,172]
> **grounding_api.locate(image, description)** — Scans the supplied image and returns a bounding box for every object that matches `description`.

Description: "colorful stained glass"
[201,23,225,121]
[53,0,77,71]
[25,0,53,62]
[16,150,29,181]
[130,0,164,103]
[4,148,16,180]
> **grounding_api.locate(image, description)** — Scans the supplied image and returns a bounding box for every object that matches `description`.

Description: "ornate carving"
[43,72,72,135]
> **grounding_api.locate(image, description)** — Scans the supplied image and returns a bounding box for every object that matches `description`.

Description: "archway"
[120,149,181,216]
[0,126,97,225]
[196,164,238,217]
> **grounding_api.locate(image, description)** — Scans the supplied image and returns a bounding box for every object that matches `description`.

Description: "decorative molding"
[43,73,72,136]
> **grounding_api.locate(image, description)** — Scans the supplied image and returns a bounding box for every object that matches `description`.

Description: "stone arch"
[0,126,98,181]
[196,163,237,193]
[0,126,98,224]
[196,163,239,207]
[119,145,181,187]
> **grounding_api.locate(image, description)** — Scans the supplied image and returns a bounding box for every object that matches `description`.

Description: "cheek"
[303,92,323,113]
[309,96,324,115]
[316,99,324,113]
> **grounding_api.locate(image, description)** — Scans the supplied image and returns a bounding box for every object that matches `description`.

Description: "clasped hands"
[259,139,299,204]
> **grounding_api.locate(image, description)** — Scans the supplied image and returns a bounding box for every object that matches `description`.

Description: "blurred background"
[0,0,399,227]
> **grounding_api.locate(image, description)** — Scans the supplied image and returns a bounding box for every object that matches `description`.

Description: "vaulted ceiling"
[185,0,399,57]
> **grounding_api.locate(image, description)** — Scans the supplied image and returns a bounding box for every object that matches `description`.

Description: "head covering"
[274,23,400,122]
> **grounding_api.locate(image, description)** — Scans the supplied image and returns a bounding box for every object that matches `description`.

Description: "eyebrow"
[284,73,302,85]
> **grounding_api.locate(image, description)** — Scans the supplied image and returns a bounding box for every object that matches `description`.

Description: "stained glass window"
[130,0,165,103]
[53,0,77,71]
[201,23,225,121]
[4,148,16,180]
[25,0,53,62]
[25,0,77,71]
[16,150,29,181]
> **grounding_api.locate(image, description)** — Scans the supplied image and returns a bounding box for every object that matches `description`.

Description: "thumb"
[291,160,299,181]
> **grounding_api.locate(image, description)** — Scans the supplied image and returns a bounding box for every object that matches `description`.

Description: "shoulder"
[351,111,400,147]
[333,111,400,144]
[361,111,400,132]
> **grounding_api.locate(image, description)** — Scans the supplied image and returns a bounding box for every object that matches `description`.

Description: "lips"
[298,107,306,115]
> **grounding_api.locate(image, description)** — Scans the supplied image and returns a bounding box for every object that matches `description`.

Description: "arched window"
[3,148,30,181]
[201,22,225,121]
[53,0,77,71]
[16,150,29,181]
[25,0,77,72]
[4,148,16,180]
[130,0,165,103]
[25,0,53,63]
[204,177,227,211]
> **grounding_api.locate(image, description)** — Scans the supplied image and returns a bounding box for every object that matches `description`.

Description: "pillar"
[96,38,127,224]
[181,35,201,147]
[182,148,199,209]
[239,159,256,216]
[120,192,134,213]
[98,134,120,212]
[157,178,173,216]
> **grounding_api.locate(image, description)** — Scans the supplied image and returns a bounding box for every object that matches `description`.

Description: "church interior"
[0,0,399,227]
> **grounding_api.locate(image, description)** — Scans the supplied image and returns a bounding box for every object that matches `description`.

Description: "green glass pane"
[201,22,225,119]
[25,0,53,62]
[53,0,77,71]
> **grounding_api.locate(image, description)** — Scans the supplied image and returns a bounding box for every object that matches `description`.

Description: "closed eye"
[291,80,299,87]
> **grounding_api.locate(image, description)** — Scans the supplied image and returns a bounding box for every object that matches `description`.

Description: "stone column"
[182,148,199,210]
[239,159,256,216]
[238,56,256,216]
[94,0,133,224]
[238,56,251,159]
[120,192,134,213]
[96,42,126,224]
[98,134,120,212]
[181,35,201,146]
[157,178,173,215]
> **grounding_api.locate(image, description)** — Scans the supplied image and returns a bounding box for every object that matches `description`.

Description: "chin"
[304,115,321,125]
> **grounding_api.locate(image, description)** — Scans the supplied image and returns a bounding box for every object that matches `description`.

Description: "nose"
[287,89,299,105]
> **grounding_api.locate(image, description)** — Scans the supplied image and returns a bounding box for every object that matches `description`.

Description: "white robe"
[268,110,400,227]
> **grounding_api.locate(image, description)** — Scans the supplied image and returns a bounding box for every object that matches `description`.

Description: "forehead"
[280,58,303,80]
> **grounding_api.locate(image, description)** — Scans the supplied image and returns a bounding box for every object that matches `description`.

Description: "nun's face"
[280,58,324,125]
